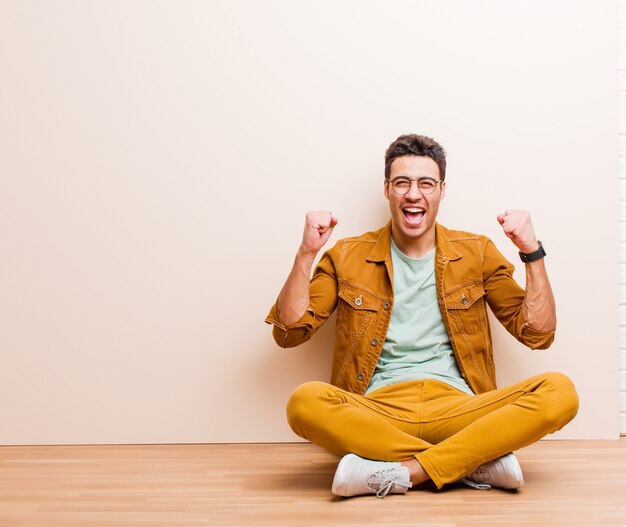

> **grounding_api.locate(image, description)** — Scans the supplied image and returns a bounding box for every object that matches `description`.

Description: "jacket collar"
[367,221,393,262]
[435,223,463,262]
[367,221,462,262]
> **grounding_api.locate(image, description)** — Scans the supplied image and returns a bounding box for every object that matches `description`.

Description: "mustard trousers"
[286,373,579,488]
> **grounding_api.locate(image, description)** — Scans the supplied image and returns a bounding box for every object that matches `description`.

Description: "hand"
[301,211,338,255]
[496,210,539,254]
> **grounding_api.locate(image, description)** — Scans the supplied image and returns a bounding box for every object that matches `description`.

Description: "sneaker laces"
[460,477,491,490]
[461,466,491,490]
[367,468,412,498]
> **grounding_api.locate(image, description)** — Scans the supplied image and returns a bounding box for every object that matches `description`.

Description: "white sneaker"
[461,452,524,490]
[331,454,413,498]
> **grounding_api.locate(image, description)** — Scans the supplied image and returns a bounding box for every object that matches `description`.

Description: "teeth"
[404,208,424,213]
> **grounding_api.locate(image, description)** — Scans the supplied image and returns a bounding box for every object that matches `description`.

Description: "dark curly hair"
[384,134,447,182]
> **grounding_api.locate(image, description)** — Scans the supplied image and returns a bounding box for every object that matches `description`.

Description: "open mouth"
[402,207,425,225]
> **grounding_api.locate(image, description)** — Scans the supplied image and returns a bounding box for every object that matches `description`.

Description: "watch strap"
[519,241,546,263]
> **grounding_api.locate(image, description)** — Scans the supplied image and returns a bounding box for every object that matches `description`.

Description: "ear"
[384,178,390,199]
[439,180,446,200]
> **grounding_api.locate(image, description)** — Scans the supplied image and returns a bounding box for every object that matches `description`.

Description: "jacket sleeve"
[482,237,555,350]
[264,243,340,348]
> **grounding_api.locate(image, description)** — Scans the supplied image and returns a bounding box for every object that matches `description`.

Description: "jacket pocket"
[336,283,381,336]
[444,281,486,335]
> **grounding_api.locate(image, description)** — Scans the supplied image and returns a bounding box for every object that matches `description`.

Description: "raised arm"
[276,211,338,326]
[497,210,556,332]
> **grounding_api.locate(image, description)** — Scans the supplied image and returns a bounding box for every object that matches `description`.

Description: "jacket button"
[461,295,468,305]
[357,372,365,381]
[371,338,378,346]
[383,302,390,310]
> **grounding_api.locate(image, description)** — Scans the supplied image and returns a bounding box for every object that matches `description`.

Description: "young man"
[265,134,578,498]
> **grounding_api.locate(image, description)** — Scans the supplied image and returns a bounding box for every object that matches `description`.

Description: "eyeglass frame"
[385,176,442,196]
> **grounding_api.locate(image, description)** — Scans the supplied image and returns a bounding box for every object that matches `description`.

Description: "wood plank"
[0,439,624,526]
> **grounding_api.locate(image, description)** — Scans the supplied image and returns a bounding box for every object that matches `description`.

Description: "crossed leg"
[286,372,578,488]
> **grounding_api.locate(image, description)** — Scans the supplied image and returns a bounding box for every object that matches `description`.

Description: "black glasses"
[386,177,441,196]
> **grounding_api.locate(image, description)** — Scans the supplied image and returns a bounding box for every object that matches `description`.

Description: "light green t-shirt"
[365,239,474,396]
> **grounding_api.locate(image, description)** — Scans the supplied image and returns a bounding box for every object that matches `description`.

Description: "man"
[265,134,578,498]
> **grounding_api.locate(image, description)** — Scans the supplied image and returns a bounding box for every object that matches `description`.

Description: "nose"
[405,180,424,200]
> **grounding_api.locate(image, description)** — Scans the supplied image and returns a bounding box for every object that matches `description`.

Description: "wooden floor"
[0,439,625,527]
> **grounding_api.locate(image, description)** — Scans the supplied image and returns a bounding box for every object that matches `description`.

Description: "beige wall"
[0,0,619,444]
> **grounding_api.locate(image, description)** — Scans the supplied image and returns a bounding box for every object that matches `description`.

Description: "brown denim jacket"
[265,222,555,395]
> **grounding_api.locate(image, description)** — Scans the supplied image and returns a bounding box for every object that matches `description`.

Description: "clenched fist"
[497,210,539,254]
[301,211,338,255]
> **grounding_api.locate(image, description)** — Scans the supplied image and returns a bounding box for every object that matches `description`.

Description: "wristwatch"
[519,241,546,263]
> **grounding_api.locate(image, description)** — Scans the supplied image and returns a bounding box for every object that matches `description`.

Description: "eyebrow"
[391,176,437,180]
